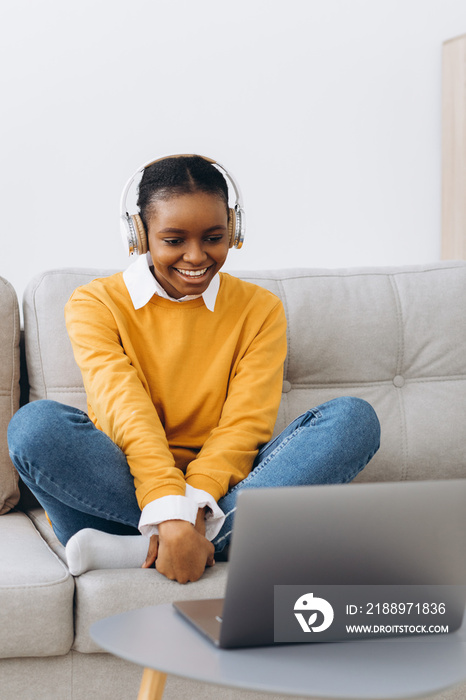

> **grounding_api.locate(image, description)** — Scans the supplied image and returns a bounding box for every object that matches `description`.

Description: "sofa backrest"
[0,277,20,514]
[22,262,466,485]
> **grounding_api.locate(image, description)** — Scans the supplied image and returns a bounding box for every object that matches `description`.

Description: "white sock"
[65,529,150,575]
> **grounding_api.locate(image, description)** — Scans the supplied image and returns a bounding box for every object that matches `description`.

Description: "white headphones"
[120,154,246,256]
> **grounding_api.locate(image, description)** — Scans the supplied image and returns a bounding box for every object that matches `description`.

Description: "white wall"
[2,0,466,307]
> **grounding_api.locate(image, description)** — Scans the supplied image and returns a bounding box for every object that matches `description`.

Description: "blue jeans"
[7,397,380,553]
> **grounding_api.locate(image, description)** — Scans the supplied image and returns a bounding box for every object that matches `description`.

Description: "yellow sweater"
[64,272,287,509]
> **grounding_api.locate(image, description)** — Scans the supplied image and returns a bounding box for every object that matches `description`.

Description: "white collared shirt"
[122,253,225,541]
[123,251,220,312]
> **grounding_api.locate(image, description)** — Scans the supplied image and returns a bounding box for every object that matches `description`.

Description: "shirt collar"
[123,252,219,312]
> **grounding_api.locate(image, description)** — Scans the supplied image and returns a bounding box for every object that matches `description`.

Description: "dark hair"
[137,155,229,229]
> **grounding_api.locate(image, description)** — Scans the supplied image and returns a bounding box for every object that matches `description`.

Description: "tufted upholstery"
[239,265,466,483]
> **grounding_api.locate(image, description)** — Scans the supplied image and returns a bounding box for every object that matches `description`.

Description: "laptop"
[173,480,466,648]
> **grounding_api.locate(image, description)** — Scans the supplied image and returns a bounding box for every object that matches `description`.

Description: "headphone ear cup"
[121,213,147,256]
[231,204,245,249]
[228,208,236,248]
[132,214,148,255]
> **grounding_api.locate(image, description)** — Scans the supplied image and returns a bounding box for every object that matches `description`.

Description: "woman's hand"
[142,534,159,569]
[156,518,215,583]
[141,507,215,583]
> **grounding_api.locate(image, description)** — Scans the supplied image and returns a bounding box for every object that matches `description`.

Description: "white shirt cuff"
[185,484,225,540]
[138,495,198,537]
[138,485,225,541]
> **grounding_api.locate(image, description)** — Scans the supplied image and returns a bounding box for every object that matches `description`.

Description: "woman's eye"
[164,239,183,246]
[205,235,224,244]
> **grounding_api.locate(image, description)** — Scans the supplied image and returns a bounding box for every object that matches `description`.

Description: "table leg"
[137,668,167,700]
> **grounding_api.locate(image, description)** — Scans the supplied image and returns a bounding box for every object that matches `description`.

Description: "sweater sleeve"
[185,299,287,501]
[64,289,187,509]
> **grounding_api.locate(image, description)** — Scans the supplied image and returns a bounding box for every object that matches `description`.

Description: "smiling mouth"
[173,267,211,278]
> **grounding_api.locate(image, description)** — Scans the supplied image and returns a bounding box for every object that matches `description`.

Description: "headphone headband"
[120,153,245,256]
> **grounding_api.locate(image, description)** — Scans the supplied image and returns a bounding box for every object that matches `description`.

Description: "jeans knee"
[9,402,38,453]
[330,396,381,456]
[8,400,69,465]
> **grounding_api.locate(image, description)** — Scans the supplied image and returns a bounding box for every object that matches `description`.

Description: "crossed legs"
[8,397,380,572]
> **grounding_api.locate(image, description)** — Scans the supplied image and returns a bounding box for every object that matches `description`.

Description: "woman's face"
[146,191,230,299]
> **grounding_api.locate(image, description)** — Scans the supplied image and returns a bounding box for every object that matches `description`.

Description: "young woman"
[8,155,380,584]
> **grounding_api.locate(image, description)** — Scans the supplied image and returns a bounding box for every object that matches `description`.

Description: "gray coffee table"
[90,603,466,700]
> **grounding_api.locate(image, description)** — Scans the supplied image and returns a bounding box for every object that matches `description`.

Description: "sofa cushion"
[72,563,228,653]
[27,507,67,563]
[0,277,20,514]
[0,511,74,657]
[24,509,229,655]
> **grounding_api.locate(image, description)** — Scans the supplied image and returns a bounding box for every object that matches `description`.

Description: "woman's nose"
[183,242,208,265]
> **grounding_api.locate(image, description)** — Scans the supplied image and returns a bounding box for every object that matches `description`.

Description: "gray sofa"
[1,262,465,700]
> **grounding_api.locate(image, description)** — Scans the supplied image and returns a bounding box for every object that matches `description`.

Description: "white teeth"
[175,268,208,278]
